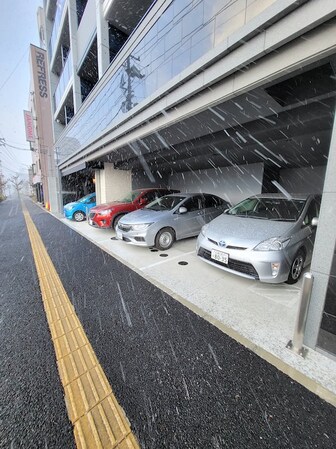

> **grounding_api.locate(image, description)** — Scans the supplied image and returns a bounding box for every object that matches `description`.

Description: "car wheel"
[113,214,124,231]
[155,228,175,250]
[286,249,305,284]
[73,210,86,222]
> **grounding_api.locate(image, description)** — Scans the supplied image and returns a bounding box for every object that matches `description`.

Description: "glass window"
[303,199,320,225]
[142,191,158,203]
[183,196,202,212]
[204,195,224,208]
[146,195,186,211]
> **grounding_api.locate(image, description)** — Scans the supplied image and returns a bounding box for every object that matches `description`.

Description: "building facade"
[41,0,336,357]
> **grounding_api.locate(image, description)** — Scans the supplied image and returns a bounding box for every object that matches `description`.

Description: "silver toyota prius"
[196,193,321,284]
[116,193,230,250]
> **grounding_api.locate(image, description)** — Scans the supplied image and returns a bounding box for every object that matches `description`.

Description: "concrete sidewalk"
[57,213,336,406]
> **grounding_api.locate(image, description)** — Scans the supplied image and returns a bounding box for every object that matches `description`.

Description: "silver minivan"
[196,193,321,284]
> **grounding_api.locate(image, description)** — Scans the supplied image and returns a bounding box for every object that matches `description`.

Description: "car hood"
[64,202,78,209]
[119,208,171,224]
[91,201,127,212]
[205,214,295,248]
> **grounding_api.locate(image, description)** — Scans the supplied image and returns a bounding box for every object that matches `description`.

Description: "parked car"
[197,193,321,284]
[88,188,178,230]
[116,193,230,250]
[63,192,96,222]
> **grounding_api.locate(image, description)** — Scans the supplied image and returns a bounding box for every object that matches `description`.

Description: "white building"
[40,0,336,358]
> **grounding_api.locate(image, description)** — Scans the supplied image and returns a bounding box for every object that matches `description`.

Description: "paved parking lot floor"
[59,215,336,404]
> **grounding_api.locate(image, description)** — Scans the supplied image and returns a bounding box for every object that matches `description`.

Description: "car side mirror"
[179,206,188,214]
[311,217,318,227]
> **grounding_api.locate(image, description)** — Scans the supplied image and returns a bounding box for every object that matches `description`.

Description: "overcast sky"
[0,0,43,179]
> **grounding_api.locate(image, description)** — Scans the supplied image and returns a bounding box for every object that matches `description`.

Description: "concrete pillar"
[68,0,82,112]
[95,163,132,204]
[96,0,110,77]
[304,110,336,349]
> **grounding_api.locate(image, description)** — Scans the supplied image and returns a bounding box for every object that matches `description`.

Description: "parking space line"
[140,250,196,270]
[22,204,140,449]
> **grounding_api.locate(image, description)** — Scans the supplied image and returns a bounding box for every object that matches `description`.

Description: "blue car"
[63,193,96,222]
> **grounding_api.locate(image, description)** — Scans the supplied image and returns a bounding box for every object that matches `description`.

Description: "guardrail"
[286,272,314,357]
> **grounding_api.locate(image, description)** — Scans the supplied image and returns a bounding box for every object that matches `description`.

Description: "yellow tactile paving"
[74,395,133,449]
[57,345,99,386]
[49,314,81,340]
[65,366,112,422]
[22,204,140,449]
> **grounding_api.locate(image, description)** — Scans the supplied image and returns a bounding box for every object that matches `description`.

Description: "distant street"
[1,196,336,449]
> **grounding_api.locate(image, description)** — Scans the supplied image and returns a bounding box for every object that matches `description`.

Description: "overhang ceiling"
[104,0,154,35]
[101,61,336,175]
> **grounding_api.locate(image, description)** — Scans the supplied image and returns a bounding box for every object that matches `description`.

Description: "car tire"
[73,210,86,222]
[286,249,305,284]
[113,214,124,231]
[155,227,175,250]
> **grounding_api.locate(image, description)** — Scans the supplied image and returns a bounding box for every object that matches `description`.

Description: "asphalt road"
[0,198,75,449]
[1,196,336,448]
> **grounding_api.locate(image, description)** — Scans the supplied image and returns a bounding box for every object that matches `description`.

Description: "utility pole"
[120,55,144,112]
[0,159,4,198]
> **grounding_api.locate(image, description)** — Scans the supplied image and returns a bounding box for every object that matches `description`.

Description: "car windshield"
[227,197,306,221]
[118,191,141,203]
[78,194,93,203]
[146,195,186,211]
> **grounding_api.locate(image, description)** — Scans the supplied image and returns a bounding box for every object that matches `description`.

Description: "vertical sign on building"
[23,110,35,142]
[30,44,55,209]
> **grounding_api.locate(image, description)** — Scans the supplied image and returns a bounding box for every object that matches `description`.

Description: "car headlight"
[254,237,291,251]
[131,223,153,231]
[200,224,209,237]
[99,210,112,216]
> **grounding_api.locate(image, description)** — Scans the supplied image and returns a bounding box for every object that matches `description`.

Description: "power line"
[0,48,28,93]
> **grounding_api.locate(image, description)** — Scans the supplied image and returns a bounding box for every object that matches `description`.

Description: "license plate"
[211,249,229,264]
[116,230,122,240]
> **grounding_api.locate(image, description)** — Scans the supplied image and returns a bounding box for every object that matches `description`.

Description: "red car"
[88,188,178,229]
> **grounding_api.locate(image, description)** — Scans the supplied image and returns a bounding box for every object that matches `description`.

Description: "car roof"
[251,193,319,201]
[162,192,220,198]
[132,188,175,193]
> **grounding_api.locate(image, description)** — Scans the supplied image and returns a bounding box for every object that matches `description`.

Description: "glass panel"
[49,0,66,58]
[172,41,191,77]
[54,52,73,110]
[182,2,204,39]
[56,0,256,162]
[190,20,214,63]
[164,21,182,60]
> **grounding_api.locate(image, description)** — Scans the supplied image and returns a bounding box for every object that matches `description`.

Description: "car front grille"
[207,238,247,250]
[198,247,259,279]
[118,223,132,232]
